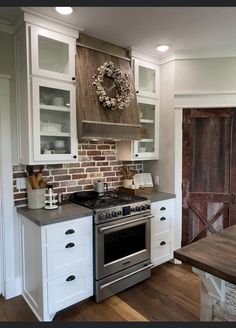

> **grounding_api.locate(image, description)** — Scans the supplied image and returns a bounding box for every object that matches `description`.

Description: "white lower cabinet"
[151,199,175,267]
[20,215,93,321]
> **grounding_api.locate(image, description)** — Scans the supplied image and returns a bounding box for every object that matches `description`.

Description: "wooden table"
[174,225,236,321]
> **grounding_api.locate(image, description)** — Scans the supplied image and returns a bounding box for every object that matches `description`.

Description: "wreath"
[92,61,134,111]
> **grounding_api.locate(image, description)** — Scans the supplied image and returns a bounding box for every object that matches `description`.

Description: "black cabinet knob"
[73,155,77,159]
[65,229,75,235]
[136,90,139,93]
[160,207,166,211]
[66,275,75,282]
[65,242,75,248]
[160,217,166,221]
[135,154,138,157]
[72,77,76,81]
[160,241,166,246]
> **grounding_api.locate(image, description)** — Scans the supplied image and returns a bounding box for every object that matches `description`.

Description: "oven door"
[95,212,152,280]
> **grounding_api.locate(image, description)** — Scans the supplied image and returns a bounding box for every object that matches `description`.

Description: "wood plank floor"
[0,263,200,321]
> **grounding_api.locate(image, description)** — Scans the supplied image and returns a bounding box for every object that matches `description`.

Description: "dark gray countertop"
[139,190,176,203]
[17,203,93,227]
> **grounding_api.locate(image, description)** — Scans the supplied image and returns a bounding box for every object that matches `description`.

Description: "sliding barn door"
[182,108,236,246]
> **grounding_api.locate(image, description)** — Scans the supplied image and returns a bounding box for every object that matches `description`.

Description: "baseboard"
[4,276,22,299]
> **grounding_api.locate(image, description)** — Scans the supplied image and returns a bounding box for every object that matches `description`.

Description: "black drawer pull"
[65,242,75,248]
[66,275,75,282]
[160,241,166,246]
[160,207,166,211]
[65,229,75,235]
[160,217,166,221]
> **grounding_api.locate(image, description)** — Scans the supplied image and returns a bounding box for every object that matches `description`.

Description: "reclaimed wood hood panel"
[75,35,141,141]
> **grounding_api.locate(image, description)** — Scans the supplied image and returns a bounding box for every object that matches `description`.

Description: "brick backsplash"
[13,141,143,207]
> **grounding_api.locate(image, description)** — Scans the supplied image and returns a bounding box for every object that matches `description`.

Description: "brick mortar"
[13,141,143,206]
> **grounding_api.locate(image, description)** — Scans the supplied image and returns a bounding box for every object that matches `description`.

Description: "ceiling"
[1,6,236,57]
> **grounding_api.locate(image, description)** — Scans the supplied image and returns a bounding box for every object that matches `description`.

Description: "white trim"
[0,76,18,298]
[21,8,81,38]
[129,47,160,65]
[175,92,236,108]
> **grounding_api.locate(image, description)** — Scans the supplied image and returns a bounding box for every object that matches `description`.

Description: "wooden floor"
[0,263,200,321]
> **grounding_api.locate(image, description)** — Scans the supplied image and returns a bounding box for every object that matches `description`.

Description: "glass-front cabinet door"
[133,59,159,98]
[133,97,159,159]
[32,78,77,162]
[30,25,75,82]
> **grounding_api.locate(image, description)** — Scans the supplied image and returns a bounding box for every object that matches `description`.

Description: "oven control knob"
[117,210,122,216]
[131,207,136,212]
[146,204,151,210]
[99,213,106,220]
[112,211,117,217]
[106,212,111,219]
[141,205,146,211]
[136,206,141,211]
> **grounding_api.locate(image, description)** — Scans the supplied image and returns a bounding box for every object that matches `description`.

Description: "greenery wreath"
[92,61,134,111]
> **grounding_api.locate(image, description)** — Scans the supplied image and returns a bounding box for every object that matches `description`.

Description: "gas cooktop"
[71,190,147,210]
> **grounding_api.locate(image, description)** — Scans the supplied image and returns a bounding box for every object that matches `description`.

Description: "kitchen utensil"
[44,185,58,210]
[94,180,108,194]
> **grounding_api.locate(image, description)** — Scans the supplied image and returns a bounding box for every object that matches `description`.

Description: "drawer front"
[46,235,92,279]
[151,215,171,235]
[45,216,92,244]
[151,199,174,216]
[151,234,173,266]
[47,266,93,314]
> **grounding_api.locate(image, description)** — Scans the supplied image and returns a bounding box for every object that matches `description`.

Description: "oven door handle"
[99,263,154,290]
[98,215,154,232]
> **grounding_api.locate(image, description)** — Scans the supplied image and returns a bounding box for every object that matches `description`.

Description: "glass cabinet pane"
[138,65,156,94]
[39,86,71,155]
[38,35,69,75]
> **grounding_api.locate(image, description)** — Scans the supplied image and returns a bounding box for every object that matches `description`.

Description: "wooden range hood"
[75,34,141,141]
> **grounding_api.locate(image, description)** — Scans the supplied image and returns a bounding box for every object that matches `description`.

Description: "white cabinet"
[151,199,175,267]
[133,58,159,98]
[15,13,78,164]
[30,25,75,82]
[20,215,93,322]
[117,56,159,161]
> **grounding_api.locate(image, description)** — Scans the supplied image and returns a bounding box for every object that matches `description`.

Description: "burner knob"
[136,206,141,211]
[117,210,122,216]
[141,205,146,211]
[146,204,151,210]
[106,212,111,219]
[112,211,117,217]
[131,207,136,212]
[99,213,106,220]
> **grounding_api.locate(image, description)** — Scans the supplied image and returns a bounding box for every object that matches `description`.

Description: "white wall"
[175,57,236,92]
[0,31,18,165]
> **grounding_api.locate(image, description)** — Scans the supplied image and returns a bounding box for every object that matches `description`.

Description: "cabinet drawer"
[47,266,93,314]
[46,235,91,279]
[45,216,91,244]
[151,199,174,216]
[152,215,171,235]
[151,234,173,266]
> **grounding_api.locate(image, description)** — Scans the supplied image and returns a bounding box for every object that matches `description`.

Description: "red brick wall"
[13,140,143,207]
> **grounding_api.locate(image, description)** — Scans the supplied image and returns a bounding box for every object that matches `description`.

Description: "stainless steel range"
[71,191,153,302]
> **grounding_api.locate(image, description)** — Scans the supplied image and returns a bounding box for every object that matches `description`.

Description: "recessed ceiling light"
[156,44,170,53]
[55,7,73,15]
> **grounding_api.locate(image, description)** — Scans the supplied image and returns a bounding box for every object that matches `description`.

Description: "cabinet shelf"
[40,104,70,112]
[40,132,70,137]
[139,138,154,143]
[140,119,154,124]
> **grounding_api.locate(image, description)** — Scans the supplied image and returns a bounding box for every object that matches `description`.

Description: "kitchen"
[0,6,236,322]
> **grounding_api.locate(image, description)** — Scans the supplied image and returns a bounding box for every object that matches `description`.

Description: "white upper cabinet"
[30,25,76,82]
[133,97,159,159]
[32,78,78,162]
[133,58,159,98]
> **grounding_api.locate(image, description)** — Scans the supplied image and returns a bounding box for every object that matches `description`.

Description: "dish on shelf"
[139,147,146,152]
[40,122,62,133]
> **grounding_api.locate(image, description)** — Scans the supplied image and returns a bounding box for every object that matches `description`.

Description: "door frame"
[174,91,236,247]
[0,74,18,298]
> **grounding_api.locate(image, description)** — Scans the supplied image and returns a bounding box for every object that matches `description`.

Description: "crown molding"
[129,47,160,65]
[0,20,14,35]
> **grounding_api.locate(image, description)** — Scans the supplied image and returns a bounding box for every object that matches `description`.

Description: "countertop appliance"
[71,190,153,302]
